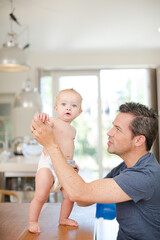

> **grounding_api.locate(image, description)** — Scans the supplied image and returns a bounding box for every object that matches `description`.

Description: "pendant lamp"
[0,0,30,72]
[13,78,42,109]
[0,32,30,72]
[12,78,42,140]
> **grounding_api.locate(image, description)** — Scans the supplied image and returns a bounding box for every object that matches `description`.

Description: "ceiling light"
[0,33,30,72]
[13,88,42,109]
[13,78,42,110]
[0,0,30,72]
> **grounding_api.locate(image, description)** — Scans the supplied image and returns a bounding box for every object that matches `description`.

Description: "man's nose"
[107,129,111,136]
[107,128,114,136]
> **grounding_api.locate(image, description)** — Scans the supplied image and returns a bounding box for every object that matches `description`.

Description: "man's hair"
[119,102,158,151]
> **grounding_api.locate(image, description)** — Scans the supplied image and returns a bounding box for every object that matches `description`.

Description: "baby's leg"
[59,188,78,227]
[28,168,53,233]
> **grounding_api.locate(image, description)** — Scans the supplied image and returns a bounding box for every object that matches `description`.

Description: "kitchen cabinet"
[0,155,38,202]
[0,155,59,202]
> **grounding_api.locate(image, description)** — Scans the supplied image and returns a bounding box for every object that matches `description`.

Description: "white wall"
[1,49,160,93]
[30,49,160,69]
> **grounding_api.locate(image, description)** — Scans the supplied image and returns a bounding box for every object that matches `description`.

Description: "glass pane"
[0,104,12,150]
[100,69,149,176]
[40,76,53,115]
[58,75,99,182]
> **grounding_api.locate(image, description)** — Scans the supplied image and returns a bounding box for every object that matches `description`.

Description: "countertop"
[0,155,39,176]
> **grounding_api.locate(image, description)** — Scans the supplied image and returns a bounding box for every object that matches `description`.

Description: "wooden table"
[0,202,96,240]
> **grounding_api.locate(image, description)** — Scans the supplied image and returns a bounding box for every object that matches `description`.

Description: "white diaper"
[37,153,76,193]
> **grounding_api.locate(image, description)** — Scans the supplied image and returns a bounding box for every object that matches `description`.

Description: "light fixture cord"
[10,0,14,33]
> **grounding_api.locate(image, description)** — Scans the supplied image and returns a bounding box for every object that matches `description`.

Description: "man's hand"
[30,113,56,148]
[74,164,79,173]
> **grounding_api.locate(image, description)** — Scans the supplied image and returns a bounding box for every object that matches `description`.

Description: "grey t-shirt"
[105,152,160,240]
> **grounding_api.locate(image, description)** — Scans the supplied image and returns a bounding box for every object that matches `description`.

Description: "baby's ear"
[54,105,57,111]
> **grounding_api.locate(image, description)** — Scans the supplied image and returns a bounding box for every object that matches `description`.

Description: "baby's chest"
[54,127,74,139]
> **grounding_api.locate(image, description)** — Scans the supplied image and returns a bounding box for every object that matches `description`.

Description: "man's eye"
[62,103,66,106]
[72,104,77,107]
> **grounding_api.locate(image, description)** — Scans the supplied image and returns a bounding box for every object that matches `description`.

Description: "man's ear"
[134,135,146,147]
[78,109,82,117]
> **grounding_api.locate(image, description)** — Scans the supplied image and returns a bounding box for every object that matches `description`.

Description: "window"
[58,74,99,182]
[39,68,152,181]
[0,94,15,151]
[100,69,149,176]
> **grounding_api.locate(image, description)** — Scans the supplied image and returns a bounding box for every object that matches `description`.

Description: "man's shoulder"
[137,152,160,169]
[105,161,126,178]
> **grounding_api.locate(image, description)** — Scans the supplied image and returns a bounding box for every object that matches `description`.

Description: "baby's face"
[54,91,82,122]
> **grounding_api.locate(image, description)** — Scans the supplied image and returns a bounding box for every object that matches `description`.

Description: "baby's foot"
[28,221,41,233]
[59,218,79,227]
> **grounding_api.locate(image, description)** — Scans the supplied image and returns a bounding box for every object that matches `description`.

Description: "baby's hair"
[55,88,83,104]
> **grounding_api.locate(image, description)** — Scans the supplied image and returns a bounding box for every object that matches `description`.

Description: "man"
[31,102,160,240]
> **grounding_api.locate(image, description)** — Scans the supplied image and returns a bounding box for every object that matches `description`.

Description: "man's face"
[107,112,135,158]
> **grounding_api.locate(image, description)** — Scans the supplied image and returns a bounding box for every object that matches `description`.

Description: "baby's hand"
[38,113,50,123]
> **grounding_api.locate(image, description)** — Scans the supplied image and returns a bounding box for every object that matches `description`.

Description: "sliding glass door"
[58,73,100,181]
[100,69,149,176]
[40,68,152,181]
[40,71,100,182]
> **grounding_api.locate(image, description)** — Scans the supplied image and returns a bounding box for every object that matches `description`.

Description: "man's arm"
[48,147,131,204]
[76,201,94,206]
[31,115,131,204]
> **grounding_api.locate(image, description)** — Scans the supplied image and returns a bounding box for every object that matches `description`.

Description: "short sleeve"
[114,168,154,203]
[105,162,126,178]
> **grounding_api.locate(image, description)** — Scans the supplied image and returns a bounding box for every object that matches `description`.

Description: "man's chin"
[107,147,114,154]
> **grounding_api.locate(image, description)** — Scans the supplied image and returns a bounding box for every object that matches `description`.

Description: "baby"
[28,88,82,233]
